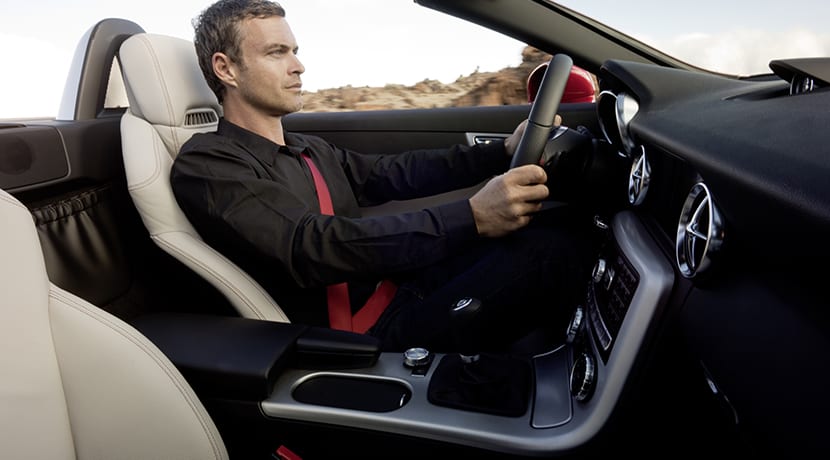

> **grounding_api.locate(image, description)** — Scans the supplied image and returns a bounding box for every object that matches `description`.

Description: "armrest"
[131,313,380,400]
[294,326,382,370]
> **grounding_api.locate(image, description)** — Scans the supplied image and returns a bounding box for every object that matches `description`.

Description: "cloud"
[658,28,830,75]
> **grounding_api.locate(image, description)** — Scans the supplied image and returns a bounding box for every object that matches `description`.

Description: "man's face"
[231,16,305,116]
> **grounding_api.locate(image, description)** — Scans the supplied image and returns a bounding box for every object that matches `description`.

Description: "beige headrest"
[120,33,221,129]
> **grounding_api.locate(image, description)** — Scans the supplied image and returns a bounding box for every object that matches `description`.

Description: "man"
[171,0,591,352]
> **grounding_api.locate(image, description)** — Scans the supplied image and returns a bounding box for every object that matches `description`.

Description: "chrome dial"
[570,352,596,402]
[403,347,431,368]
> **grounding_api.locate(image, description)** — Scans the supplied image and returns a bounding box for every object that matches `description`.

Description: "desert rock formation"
[301,46,553,112]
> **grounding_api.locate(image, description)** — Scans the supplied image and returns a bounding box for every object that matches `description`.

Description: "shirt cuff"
[435,199,478,249]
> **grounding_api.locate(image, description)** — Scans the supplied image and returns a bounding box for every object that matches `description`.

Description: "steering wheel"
[510,54,574,169]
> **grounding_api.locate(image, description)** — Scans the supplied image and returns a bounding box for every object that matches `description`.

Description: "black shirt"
[170,118,510,326]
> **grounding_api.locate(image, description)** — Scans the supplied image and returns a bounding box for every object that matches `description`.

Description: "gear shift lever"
[450,297,482,363]
[427,297,532,417]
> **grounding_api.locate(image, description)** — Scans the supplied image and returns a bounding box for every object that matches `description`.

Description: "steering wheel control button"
[403,347,432,376]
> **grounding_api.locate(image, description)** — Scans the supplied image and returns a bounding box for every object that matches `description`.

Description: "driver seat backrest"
[118,32,289,322]
[0,188,228,459]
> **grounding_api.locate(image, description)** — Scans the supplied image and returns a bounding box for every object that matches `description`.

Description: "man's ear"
[212,52,238,88]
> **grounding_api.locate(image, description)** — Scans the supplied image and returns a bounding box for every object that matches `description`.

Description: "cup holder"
[292,374,411,412]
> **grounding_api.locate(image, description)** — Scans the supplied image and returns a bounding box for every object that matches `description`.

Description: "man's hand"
[503,115,562,157]
[503,119,528,157]
[469,164,549,237]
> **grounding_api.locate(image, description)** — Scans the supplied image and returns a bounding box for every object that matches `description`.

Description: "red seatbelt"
[352,279,398,334]
[301,154,397,333]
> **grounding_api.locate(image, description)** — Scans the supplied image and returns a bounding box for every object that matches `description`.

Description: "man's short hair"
[192,0,286,103]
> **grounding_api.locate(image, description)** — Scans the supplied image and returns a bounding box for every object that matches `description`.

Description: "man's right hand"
[469,164,549,238]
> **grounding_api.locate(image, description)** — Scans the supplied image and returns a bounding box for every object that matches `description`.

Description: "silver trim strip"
[464,132,508,147]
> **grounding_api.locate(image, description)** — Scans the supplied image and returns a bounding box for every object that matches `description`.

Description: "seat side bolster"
[0,191,76,459]
[49,285,229,460]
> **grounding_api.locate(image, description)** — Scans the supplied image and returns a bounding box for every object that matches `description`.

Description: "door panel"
[1,117,231,319]
[284,103,598,215]
[284,103,598,154]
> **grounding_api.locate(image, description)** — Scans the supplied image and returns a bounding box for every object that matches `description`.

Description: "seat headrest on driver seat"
[120,33,222,153]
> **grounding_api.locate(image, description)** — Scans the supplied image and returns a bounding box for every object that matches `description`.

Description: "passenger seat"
[0,187,229,459]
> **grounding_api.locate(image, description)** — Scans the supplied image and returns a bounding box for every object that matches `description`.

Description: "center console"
[134,211,675,457]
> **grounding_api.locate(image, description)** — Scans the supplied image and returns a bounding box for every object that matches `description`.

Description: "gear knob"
[449,297,483,361]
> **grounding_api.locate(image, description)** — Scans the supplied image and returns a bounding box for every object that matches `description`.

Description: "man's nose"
[291,54,305,74]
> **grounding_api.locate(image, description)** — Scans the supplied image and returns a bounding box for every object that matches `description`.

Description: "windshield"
[555,0,830,77]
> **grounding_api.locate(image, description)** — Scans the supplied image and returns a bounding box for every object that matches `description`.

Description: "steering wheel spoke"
[510,54,574,169]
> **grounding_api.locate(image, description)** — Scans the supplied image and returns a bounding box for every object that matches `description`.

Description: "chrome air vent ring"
[676,182,725,278]
[597,90,621,148]
[627,145,650,206]
[596,90,640,157]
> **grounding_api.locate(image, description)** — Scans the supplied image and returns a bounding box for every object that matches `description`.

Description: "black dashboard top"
[599,59,830,258]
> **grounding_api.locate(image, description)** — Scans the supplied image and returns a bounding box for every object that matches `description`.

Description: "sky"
[558,0,830,76]
[1,0,526,118]
[2,0,829,118]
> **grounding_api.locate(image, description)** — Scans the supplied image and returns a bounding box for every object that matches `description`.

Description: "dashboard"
[575,58,830,455]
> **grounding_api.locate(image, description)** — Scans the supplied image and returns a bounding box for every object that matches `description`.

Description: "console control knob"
[570,352,596,402]
[565,306,585,344]
[592,258,607,284]
[403,347,431,368]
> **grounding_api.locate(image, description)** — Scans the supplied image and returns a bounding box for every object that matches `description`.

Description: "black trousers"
[368,206,595,353]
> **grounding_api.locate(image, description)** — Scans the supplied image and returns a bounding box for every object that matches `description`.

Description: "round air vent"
[627,145,650,206]
[675,182,725,278]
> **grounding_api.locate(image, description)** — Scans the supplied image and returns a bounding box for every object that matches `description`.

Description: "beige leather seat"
[119,33,289,322]
[0,188,228,459]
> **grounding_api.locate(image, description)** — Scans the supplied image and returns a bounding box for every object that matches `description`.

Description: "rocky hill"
[302,47,552,112]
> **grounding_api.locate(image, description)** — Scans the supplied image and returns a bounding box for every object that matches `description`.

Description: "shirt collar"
[217,118,311,164]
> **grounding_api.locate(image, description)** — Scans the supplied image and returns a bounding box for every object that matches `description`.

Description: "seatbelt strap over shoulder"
[301,153,397,333]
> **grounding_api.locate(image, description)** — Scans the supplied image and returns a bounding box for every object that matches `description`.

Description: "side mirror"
[527,59,598,104]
